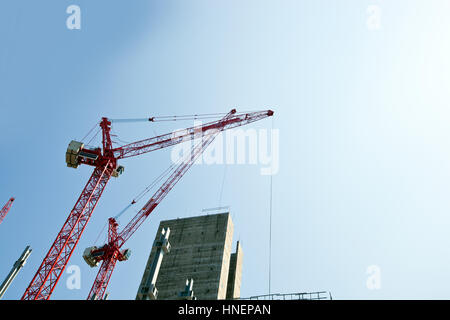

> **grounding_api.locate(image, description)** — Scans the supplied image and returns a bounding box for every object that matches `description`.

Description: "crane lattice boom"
[22,109,273,300]
[0,198,15,225]
[86,110,253,300]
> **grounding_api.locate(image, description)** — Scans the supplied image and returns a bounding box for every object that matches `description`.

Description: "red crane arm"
[112,110,273,160]
[0,197,15,225]
[116,110,243,247]
[86,110,238,299]
[86,108,273,300]
[88,256,118,300]
[22,164,114,300]
[22,118,117,300]
[23,108,272,301]
[87,219,120,300]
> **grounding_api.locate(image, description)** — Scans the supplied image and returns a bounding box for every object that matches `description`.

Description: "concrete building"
[136,212,243,300]
[226,241,243,299]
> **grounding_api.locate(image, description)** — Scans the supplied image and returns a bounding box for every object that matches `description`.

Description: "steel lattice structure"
[0,198,14,225]
[22,109,273,300]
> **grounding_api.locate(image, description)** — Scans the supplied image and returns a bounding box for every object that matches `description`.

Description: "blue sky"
[1,1,450,300]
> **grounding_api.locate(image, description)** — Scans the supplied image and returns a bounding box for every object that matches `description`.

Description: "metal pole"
[0,246,32,299]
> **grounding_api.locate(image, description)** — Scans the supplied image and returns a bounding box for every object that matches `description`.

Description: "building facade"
[136,212,243,300]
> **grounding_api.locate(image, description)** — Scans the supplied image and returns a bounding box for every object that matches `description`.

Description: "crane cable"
[93,221,108,246]
[93,161,179,245]
[269,172,273,295]
[93,109,272,244]
[80,121,100,145]
[268,116,274,295]
[110,126,132,146]
[109,110,264,124]
[110,113,229,123]
[86,127,101,147]
[218,164,227,208]
[93,135,192,243]
[113,147,189,221]
[91,158,182,245]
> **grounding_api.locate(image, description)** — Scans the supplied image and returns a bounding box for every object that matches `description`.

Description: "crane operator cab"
[66,140,124,178]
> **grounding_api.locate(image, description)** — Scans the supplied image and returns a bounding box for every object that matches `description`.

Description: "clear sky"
[1,0,450,300]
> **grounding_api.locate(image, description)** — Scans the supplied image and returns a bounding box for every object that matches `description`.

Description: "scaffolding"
[239,291,331,300]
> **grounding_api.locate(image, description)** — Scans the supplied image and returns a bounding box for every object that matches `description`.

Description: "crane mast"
[22,165,114,300]
[0,198,14,225]
[22,109,273,300]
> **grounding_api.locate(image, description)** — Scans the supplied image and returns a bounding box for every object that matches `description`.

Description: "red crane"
[22,109,273,300]
[84,109,269,299]
[0,198,14,225]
